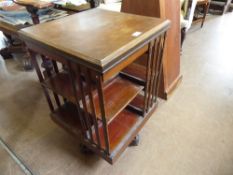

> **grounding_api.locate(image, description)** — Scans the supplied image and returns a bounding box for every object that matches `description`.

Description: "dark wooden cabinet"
[122,0,182,99]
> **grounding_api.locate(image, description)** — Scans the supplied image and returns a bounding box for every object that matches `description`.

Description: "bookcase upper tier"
[19,8,170,71]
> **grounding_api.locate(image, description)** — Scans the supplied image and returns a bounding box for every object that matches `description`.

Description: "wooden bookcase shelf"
[42,72,81,102]
[92,109,142,153]
[120,63,147,85]
[43,72,143,124]
[128,94,145,115]
[51,101,143,157]
[91,76,143,123]
[20,9,170,164]
[51,100,143,154]
[50,102,82,137]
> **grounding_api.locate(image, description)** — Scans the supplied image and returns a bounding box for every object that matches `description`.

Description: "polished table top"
[19,8,170,71]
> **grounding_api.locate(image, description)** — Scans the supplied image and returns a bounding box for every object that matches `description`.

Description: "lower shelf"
[51,102,142,154]
[89,104,157,164]
[49,98,154,164]
[43,72,143,124]
[120,62,147,85]
[127,93,145,115]
[92,109,142,153]
[50,102,82,137]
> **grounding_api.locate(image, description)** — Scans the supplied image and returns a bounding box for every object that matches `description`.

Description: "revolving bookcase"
[19,9,170,164]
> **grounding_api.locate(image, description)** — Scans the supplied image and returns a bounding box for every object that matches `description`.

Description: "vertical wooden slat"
[76,65,94,143]
[84,69,102,148]
[153,33,167,102]
[52,60,59,73]
[96,75,110,155]
[66,61,87,136]
[41,55,52,77]
[149,37,162,107]
[144,41,153,115]
[42,56,61,108]
[29,50,54,111]
[57,62,67,104]
[63,98,68,104]
[53,91,61,107]
[51,60,61,107]
[148,38,160,108]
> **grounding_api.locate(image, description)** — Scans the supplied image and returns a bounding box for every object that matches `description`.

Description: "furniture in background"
[19,9,170,164]
[121,0,182,100]
[12,0,67,70]
[193,0,210,27]
[0,0,98,70]
[209,0,232,14]
[180,0,197,47]
[0,1,55,69]
[230,1,233,11]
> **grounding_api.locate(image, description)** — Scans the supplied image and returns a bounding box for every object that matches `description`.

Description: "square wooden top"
[19,8,170,71]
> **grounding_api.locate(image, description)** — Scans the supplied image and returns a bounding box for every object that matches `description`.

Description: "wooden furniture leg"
[80,144,94,154]
[181,28,186,47]
[129,134,140,146]
[26,5,53,71]
[201,2,210,28]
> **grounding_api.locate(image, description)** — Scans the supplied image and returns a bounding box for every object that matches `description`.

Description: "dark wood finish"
[121,62,147,85]
[121,0,182,100]
[42,71,143,123]
[19,9,170,72]
[93,109,140,152]
[92,77,143,123]
[29,50,55,111]
[103,45,148,81]
[21,9,170,164]
[50,102,82,136]
[42,72,82,103]
[121,0,161,17]
[129,94,145,112]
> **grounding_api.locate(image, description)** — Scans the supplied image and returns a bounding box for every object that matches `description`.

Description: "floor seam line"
[0,137,34,175]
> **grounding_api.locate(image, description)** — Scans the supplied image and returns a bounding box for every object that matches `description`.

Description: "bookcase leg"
[23,58,33,71]
[80,144,94,154]
[129,134,140,146]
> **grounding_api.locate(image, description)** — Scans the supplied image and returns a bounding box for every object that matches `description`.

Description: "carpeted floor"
[0,7,233,175]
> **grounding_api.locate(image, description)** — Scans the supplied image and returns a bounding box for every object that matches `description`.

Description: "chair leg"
[201,2,210,28]
[181,28,186,48]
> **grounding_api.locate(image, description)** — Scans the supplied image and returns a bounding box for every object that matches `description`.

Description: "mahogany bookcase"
[121,0,182,100]
[19,9,170,164]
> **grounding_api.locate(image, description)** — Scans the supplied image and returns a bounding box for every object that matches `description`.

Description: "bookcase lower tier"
[50,96,157,164]
[43,72,143,123]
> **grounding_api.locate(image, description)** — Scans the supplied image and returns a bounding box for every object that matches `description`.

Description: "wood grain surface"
[19,8,169,71]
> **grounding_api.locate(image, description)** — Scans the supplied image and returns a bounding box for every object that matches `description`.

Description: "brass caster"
[80,144,94,154]
[129,134,140,146]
